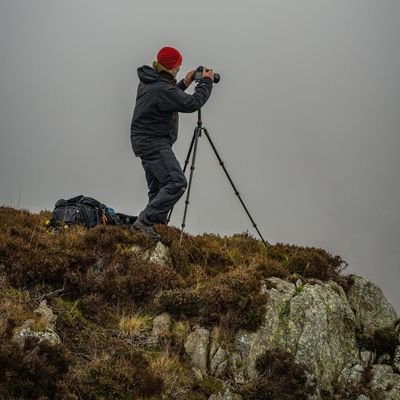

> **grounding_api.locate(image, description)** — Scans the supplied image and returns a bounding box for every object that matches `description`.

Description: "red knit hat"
[157,47,183,69]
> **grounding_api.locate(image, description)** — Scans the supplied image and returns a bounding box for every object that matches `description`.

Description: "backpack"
[50,195,136,228]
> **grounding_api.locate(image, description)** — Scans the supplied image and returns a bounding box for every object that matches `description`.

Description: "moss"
[235,359,243,368]
[295,283,305,295]
[195,376,224,396]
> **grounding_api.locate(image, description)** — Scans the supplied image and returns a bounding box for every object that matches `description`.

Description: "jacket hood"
[137,65,174,84]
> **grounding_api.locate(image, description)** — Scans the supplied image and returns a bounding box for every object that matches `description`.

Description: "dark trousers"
[139,147,187,225]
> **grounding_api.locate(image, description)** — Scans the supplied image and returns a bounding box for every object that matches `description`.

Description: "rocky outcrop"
[182,275,399,398]
[12,300,61,349]
[235,277,359,392]
[347,275,398,334]
[184,326,230,378]
[370,365,400,399]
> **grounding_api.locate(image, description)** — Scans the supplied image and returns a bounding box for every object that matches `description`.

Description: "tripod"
[167,108,269,247]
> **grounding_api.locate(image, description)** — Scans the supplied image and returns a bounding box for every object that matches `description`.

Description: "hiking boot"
[131,218,161,241]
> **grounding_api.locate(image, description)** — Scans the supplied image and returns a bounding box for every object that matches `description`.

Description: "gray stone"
[149,242,172,265]
[357,395,370,400]
[130,245,150,260]
[34,300,57,329]
[394,345,400,373]
[235,278,359,392]
[12,322,61,350]
[210,346,228,377]
[12,302,61,350]
[208,389,238,400]
[308,389,322,400]
[185,327,210,374]
[346,275,398,334]
[378,353,392,364]
[370,365,400,399]
[151,313,172,339]
[337,363,364,388]
[360,350,376,366]
[230,353,246,385]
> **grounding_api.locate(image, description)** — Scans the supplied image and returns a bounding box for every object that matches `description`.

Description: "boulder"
[12,301,61,350]
[235,278,359,392]
[185,327,210,375]
[346,275,398,334]
[151,313,172,338]
[149,242,172,265]
[370,365,400,399]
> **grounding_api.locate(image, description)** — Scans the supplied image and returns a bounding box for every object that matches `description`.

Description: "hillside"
[0,207,399,400]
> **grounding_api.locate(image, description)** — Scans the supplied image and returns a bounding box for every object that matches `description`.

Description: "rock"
[209,328,228,377]
[377,353,392,364]
[149,242,172,265]
[235,278,358,392]
[12,319,61,350]
[34,300,57,329]
[12,301,61,350]
[346,275,398,334]
[357,395,370,400]
[208,388,240,400]
[151,313,172,339]
[370,365,400,398]
[308,389,322,400]
[210,347,228,377]
[150,313,172,344]
[360,350,376,366]
[184,327,210,375]
[230,353,246,385]
[337,363,364,388]
[130,245,150,260]
[394,345,400,373]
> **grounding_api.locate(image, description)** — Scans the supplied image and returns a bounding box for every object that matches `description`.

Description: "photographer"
[130,46,214,240]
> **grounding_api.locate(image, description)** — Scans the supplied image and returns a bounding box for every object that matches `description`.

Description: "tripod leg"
[202,128,269,247]
[179,127,201,245]
[167,130,197,224]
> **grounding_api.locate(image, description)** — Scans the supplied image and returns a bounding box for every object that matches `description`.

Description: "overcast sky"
[0,0,399,313]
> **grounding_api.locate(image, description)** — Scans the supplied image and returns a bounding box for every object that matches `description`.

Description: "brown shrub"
[240,349,313,400]
[268,243,348,281]
[66,341,163,399]
[156,288,202,318]
[200,266,267,331]
[0,339,71,400]
[357,326,400,359]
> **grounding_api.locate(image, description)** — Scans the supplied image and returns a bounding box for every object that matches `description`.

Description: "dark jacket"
[130,65,213,157]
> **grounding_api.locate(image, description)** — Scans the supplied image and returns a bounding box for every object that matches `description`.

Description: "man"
[130,46,214,240]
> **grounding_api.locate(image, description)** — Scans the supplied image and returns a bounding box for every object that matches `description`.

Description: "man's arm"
[159,77,213,113]
[176,70,196,91]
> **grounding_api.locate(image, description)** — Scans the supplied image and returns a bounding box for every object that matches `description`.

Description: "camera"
[194,66,220,84]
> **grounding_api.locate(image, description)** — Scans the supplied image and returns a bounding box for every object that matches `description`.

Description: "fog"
[0,0,399,312]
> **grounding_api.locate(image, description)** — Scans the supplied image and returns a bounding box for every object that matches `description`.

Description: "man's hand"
[183,70,196,87]
[202,68,214,81]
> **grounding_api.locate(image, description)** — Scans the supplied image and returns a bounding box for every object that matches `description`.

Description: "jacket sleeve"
[158,77,213,113]
[176,79,188,91]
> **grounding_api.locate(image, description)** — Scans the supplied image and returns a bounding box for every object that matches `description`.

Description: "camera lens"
[213,73,221,84]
